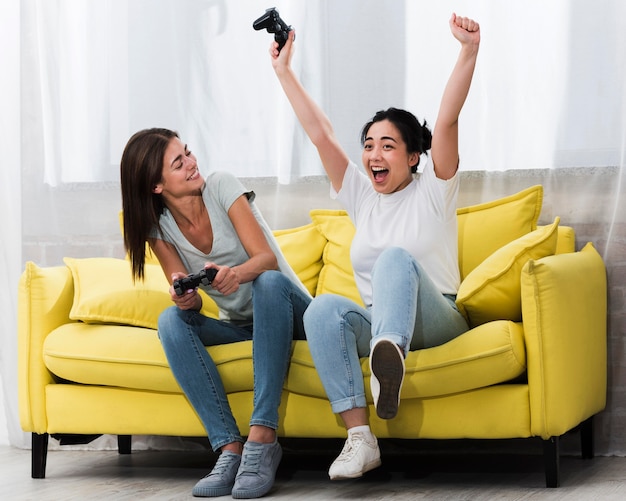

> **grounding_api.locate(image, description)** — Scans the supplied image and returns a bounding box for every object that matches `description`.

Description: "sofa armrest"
[521,243,607,439]
[18,262,75,433]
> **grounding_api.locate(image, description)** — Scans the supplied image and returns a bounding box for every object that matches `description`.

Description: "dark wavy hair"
[360,108,432,173]
[120,128,179,281]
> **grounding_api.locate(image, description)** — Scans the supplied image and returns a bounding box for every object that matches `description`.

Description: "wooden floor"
[2,439,626,500]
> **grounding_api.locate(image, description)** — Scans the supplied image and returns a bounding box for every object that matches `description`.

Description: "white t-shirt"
[153,171,307,322]
[334,158,460,307]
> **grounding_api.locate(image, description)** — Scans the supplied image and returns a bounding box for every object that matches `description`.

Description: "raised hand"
[450,13,480,47]
[270,29,296,74]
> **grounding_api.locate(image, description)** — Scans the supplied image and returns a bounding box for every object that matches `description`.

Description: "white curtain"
[3,0,626,455]
[1,0,24,447]
[31,0,325,186]
[406,0,625,172]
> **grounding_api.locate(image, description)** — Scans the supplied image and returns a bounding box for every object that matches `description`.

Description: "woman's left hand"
[208,264,240,296]
[450,13,480,47]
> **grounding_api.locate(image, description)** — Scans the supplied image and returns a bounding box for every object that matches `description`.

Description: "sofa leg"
[118,435,132,455]
[543,436,560,488]
[32,433,49,479]
[580,416,594,459]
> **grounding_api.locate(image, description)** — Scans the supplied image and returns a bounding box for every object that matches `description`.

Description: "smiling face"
[152,137,203,199]
[361,119,420,194]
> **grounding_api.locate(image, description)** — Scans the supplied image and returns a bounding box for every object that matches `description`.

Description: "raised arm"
[431,14,480,180]
[271,31,350,192]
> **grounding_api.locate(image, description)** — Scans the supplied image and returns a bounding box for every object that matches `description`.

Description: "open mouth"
[187,168,200,181]
[371,166,389,182]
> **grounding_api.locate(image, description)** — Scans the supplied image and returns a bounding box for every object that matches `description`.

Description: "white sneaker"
[328,432,382,480]
[370,338,405,419]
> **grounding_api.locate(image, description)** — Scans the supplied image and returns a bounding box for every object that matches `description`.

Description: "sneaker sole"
[329,457,382,480]
[192,485,233,497]
[371,340,404,419]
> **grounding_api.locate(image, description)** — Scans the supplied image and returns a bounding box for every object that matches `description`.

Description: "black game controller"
[253,7,292,52]
[173,268,218,296]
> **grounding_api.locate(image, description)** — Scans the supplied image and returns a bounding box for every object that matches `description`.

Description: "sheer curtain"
[0,0,22,447]
[3,0,626,455]
[33,0,325,186]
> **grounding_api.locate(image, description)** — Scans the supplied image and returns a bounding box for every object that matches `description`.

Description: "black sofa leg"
[118,435,132,455]
[543,436,560,488]
[580,416,594,459]
[32,432,49,479]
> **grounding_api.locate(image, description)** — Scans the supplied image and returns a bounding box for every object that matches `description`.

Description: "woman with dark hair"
[270,13,480,480]
[120,129,311,498]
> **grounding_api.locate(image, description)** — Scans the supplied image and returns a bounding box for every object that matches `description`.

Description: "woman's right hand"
[268,26,349,192]
[169,272,202,311]
[270,29,296,74]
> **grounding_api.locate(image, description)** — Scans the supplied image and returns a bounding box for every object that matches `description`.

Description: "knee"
[378,247,413,266]
[157,306,186,342]
[373,247,416,275]
[158,305,177,330]
[304,295,341,338]
[253,270,286,294]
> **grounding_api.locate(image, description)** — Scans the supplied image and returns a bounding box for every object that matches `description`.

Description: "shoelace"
[209,452,239,478]
[336,433,365,462]
[237,445,263,475]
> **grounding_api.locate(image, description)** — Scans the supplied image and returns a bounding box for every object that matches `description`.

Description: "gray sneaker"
[192,450,241,497]
[231,440,282,499]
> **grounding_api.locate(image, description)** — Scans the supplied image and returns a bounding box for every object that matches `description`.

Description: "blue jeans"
[304,247,469,414]
[158,270,310,451]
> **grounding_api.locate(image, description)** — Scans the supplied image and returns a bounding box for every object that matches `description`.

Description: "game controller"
[253,7,292,52]
[173,268,218,296]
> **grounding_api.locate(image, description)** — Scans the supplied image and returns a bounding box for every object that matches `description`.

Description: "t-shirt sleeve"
[210,171,253,212]
[334,161,371,222]
[421,159,459,222]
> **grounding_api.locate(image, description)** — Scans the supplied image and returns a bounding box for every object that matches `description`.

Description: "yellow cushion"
[64,257,173,330]
[555,225,576,254]
[64,257,219,329]
[456,217,560,327]
[273,222,327,296]
[286,321,526,400]
[457,185,543,280]
[43,323,253,394]
[309,209,363,306]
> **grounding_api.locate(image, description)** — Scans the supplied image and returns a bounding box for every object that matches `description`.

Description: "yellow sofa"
[18,185,607,487]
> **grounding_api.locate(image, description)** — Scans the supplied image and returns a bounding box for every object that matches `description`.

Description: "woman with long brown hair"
[120,128,311,498]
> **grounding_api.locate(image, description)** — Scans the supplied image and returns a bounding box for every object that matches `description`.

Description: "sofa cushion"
[273,222,327,296]
[554,225,576,254]
[396,320,527,399]
[64,257,218,330]
[456,217,560,327]
[65,257,171,330]
[44,319,525,400]
[286,320,526,400]
[43,323,254,394]
[309,209,363,305]
[457,185,543,280]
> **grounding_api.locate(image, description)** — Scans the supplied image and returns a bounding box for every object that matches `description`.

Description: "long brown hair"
[120,128,178,280]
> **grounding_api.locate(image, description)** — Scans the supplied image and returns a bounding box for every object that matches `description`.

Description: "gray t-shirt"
[153,171,307,323]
